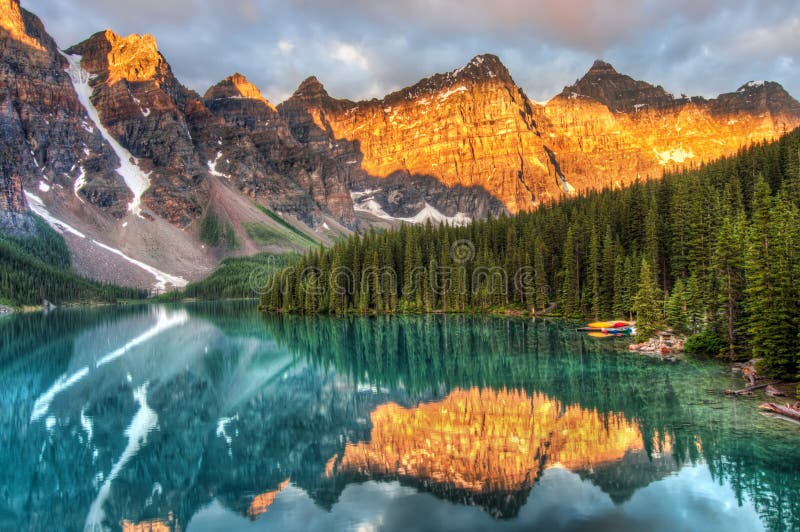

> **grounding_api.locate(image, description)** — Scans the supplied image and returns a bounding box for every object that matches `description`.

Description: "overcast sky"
[24,0,800,104]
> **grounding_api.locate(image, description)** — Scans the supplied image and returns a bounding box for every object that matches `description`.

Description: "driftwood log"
[760,402,800,422]
[725,382,779,396]
[766,385,788,398]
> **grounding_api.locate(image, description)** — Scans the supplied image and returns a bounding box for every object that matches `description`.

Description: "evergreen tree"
[632,258,663,341]
[600,226,616,317]
[587,226,601,319]
[665,278,688,334]
[559,226,581,317]
[713,213,747,357]
[612,254,627,319]
[533,237,548,311]
[745,178,799,378]
[684,275,704,334]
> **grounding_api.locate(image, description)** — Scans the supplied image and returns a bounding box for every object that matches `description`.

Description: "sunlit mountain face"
[1,303,799,531]
[332,388,649,498]
[280,55,800,215]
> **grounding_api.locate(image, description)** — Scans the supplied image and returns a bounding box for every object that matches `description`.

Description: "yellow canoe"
[587,321,633,329]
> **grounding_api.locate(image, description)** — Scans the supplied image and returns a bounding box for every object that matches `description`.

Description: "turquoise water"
[0,302,798,532]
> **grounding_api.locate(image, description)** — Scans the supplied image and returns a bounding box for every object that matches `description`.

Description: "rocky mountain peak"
[204,73,275,110]
[0,0,43,50]
[587,59,617,74]
[456,53,512,82]
[736,80,785,95]
[714,80,800,117]
[104,31,163,83]
[291,76,330,101]
[381,53,516,105]
[67,30,167,85]
[562,59,679,112]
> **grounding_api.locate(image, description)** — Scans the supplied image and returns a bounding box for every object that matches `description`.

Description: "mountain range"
[2,0,799,289]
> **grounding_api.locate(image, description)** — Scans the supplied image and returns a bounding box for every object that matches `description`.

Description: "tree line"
[260,129,800,379]
[157,252,293,301]
[0,216,146,306]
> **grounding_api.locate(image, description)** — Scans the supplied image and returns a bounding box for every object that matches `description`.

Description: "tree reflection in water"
[0,304,797,531]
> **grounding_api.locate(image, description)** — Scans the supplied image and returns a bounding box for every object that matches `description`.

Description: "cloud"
[330,42,369,70]
[184,466,764,532]
[731,16,800,57]
[21,0,800,103]
[278,39,295,55]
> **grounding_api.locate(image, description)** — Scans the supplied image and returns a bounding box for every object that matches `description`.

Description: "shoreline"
[6,299,798,401]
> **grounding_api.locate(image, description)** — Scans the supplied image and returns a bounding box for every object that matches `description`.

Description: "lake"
[0,302,798,531]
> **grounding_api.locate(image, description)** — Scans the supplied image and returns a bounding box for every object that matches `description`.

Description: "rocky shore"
[628,331,684,358]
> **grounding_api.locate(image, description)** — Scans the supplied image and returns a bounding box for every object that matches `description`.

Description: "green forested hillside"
[0,216,146,306]
[158,252,294,301]
[261,129,800,380]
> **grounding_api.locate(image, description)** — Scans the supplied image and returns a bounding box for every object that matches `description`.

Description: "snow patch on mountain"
[560,177,576,194]
[62,52,152,216]
[438,86,468,101]
[25,191,87,238]
[208,152,231,179]
[740,81,765,91]
[351,191,471,226]
[91,240,188,290]
[73,167,87,199]
[25,191,187,290]
[131,96,151,117]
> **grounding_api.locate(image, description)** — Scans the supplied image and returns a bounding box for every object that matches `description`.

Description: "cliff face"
[0,1,33,236]
[202,73,356,225]
[562,60,687,113]
[0,0,129,218]
[0,6,346,289]
[0,170,26,214]
[281,56,800,214]
[0,0,41,50]
[65,31,207,225]
[205,73,276,110]
[64,31,357,229]
[543,63,800,190]
[0,159,33,237]
[280,55,561,215]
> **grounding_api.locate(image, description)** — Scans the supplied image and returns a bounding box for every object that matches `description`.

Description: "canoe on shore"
[587,321,634,329]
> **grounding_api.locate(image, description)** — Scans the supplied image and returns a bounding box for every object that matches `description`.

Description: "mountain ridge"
[204,73,276,110]
[1,0,799,291]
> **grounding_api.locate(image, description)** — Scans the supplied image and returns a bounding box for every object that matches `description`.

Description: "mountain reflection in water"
[0,303,797,532]
[330,387,659,517]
